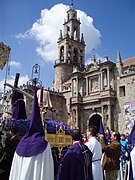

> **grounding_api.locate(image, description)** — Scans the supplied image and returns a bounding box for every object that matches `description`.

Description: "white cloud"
[16,3,101,63]
[10,61,22,67]
[0,75,29,92]
[77,10,101,53]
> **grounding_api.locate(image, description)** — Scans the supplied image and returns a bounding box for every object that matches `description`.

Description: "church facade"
[1,5,135,134]
[52,5,135,133]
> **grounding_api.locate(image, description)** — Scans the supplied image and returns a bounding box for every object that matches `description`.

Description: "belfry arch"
[73,48,78,64]
[60,46,64,61]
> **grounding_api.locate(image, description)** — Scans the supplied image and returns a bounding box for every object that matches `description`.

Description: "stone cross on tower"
[70,0,73,6]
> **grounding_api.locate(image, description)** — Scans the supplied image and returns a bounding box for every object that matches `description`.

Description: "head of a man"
[6,128,17,139]
[71,128,81,141]
[111,131,120,142]
[121,134,126,140]
[86,126,98,138]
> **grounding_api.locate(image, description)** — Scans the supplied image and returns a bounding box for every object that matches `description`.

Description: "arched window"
[60,46,64,61]
[67,26,70,36]
[73,27,77,40]
[68,51,71,63]
[80,56,83,68]
[73,48,78,64]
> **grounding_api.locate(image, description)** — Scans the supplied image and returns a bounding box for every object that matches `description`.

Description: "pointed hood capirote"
[132,130,135,146]
[128,122,135,145]
[99,118,108,143]
[99,118,105,136]
[130,122,135,146]
[16,89,48,157]
[106,127,111,143]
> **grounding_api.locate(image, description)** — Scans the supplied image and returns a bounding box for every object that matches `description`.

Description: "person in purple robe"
[126,123,135,180]
[9,89,54,180]
[57,128,93,180]
[11,90,27,120]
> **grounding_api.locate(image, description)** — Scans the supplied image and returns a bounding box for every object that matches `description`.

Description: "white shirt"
[86,136,103,180]
[86,137,102,161]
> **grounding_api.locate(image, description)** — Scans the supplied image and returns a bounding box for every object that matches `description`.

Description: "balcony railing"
[54,59,73,65]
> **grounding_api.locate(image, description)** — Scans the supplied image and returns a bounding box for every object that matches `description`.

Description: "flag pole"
[3,47,11,114]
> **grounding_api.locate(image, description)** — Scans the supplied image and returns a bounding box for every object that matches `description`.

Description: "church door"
[89,114,101,133]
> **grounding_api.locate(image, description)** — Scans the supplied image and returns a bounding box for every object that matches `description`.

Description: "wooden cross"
[14,73,20,88]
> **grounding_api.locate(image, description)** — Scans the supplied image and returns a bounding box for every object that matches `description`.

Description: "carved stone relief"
[91,77,99,92]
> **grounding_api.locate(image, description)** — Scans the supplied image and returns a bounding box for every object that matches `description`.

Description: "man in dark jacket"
[57,128,93,180]
[3,128,20,180]
[100,131,121,180]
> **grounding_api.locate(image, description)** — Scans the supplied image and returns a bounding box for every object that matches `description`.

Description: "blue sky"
[0,0,135,91]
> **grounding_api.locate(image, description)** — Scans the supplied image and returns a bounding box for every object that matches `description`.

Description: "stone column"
[76,107,79,127]
[72,79,73,96]
[72,79,76,96]
[76,78,78,96]
[107,68,110,89]
[65,46,68,63]
[101,106,104,121]
[88,78,91,94]
[101,71,103,90]
[108,105,112,130]
[58,46,60,63]
[99,74,101,91]
[86,77,88,95]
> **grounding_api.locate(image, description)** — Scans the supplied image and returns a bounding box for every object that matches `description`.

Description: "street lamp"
[27,64,42,89]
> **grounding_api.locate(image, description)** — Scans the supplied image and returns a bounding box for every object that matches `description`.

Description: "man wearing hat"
[9,90,54,180]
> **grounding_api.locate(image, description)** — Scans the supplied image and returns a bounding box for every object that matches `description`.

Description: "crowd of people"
[0,87,134,180]
[0,123,134,180]
[58,126,135,180]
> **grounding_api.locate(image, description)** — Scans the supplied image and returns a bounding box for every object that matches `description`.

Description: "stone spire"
[91,49,96,63]
[116,50,123,75]
[116,50,122,63]
[81,33,85,44]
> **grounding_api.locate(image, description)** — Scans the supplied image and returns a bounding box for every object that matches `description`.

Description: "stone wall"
[116,73,135,133]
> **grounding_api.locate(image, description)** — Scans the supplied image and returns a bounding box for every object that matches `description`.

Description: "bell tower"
[53,3,85,92]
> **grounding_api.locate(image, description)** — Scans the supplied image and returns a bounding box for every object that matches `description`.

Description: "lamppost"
[27,64,42,89]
